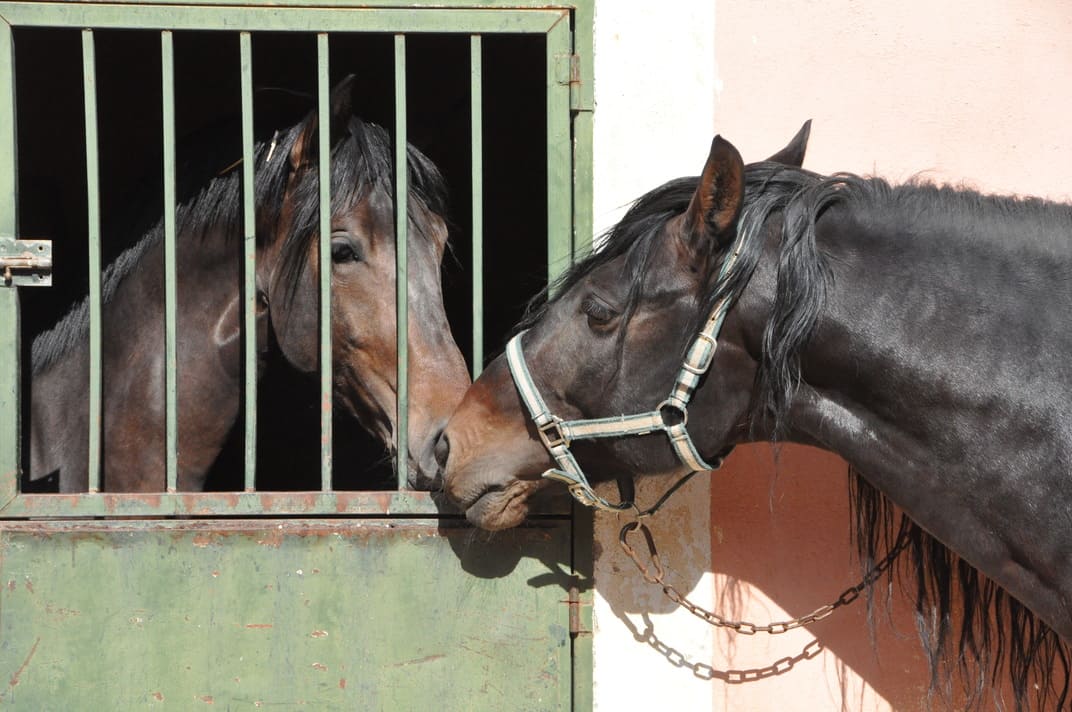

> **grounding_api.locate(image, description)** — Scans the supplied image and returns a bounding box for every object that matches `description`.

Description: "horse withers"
[29,75,469,492]
[439,125,1071,708]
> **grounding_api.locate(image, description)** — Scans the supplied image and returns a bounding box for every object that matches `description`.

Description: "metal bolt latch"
[0,239,52,287]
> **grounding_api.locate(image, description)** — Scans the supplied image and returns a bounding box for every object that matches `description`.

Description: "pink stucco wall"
[709,2,1072,710]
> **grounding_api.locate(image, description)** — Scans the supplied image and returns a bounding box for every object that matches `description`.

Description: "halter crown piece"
[506,235,747,513]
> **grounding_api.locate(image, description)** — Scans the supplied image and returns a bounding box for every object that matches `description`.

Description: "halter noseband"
[506,239,745,512]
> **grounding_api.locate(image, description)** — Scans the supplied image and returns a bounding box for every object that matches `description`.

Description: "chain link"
[640,627,825,682]
[620,519,910,635]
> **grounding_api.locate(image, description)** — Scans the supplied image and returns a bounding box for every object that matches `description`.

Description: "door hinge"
[555,52,592,114]
[0,238,52,287]
[566,582,591,637]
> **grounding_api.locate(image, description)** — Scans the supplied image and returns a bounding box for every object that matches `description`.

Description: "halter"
[506,237,746,512]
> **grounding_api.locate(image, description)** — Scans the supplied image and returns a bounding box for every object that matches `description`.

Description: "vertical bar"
[565,10,595,711]
[469,35,484,379]
[82,29,103,493]
[317,33,332,491]
[161,31,178,492]
[239,32,257,491]
[571,505,595,712]
[0,20,20,504]
[545,17,572,284]
[394,33,408,489]
[572,2,594,263]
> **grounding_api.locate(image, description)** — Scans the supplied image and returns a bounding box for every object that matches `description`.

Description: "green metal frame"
[0,0,594,519]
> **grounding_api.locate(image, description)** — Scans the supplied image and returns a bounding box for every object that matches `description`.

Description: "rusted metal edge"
[1,491,442,518]
[0,517,567,535]
[0,490,572,520]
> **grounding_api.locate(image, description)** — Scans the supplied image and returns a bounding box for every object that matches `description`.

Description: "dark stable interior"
[15,28,549,492]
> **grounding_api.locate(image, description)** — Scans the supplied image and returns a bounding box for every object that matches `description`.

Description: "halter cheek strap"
[506,292,736,512]
[505,243,745,513]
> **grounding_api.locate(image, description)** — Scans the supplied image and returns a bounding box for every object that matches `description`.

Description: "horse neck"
[784,194,1072,461]
[760,192,1072,640]
[30,223,245,491]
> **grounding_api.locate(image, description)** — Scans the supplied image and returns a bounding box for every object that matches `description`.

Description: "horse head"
[259,76,470,487]
[438,124,809,528]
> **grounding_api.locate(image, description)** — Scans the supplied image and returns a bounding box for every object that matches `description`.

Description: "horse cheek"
[269,260,319,373]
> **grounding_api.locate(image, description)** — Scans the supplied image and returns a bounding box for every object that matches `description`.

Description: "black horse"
[29,76,470,492]
[440,126,1071,708]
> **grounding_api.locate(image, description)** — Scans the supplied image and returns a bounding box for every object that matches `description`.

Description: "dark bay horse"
[440,127,1072,708]
[29,76,469,492]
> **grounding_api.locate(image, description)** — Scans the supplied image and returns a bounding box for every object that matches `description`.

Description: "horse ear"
[765,119,811,167]
[685,135,745,249]
[213,293,270,379]
[289,74,358,172]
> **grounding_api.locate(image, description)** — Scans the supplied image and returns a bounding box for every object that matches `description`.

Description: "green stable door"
[0,2,594,708]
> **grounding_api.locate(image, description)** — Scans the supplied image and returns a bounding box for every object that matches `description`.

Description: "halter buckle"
[685,332,718,374]
[537,418,570,450]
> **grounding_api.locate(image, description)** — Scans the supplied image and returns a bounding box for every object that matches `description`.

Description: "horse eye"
[330,235,363,263]
[581,295,619,330]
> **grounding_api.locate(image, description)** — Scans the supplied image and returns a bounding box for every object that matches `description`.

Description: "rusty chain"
[619,518,911,635]
[640,629,825,682]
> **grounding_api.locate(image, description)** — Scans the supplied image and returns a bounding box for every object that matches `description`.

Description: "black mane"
[31,113,447,373]
[535,161,1072,709]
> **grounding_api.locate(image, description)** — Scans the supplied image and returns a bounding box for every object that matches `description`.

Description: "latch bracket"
[0,238,52,287]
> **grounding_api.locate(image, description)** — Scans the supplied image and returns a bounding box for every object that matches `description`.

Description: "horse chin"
[463,479,545,531]
[336,385,393,447]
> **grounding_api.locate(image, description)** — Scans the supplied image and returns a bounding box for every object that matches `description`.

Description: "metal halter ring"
[656,399,688,429]
[537,418,570,450]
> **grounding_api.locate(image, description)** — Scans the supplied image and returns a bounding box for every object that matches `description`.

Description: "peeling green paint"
[0,520,576,710]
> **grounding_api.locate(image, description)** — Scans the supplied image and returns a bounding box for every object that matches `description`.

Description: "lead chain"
[619,518,911,634]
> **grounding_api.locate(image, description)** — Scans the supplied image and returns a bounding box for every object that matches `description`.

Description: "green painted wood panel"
[0,519,577,710]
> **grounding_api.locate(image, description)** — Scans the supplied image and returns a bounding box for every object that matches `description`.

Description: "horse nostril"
[434,430,451,472]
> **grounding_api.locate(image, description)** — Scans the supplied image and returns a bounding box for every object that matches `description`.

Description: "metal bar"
[571,504,595,712]
[469,34,484,378]
[0,5,567,33]
[82,29,102,493]
[2,491,459,518]
[571,10,593,260]
[240,32,256,492]
[162,31,178,492]
[1,0,584,8]
[545,17,572,284]
[317,33,332,491]
[0,18,19,506]
[572,111,592,257]
[0,489,569,518]
[559,11,598,711]
[394,33,408,490]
